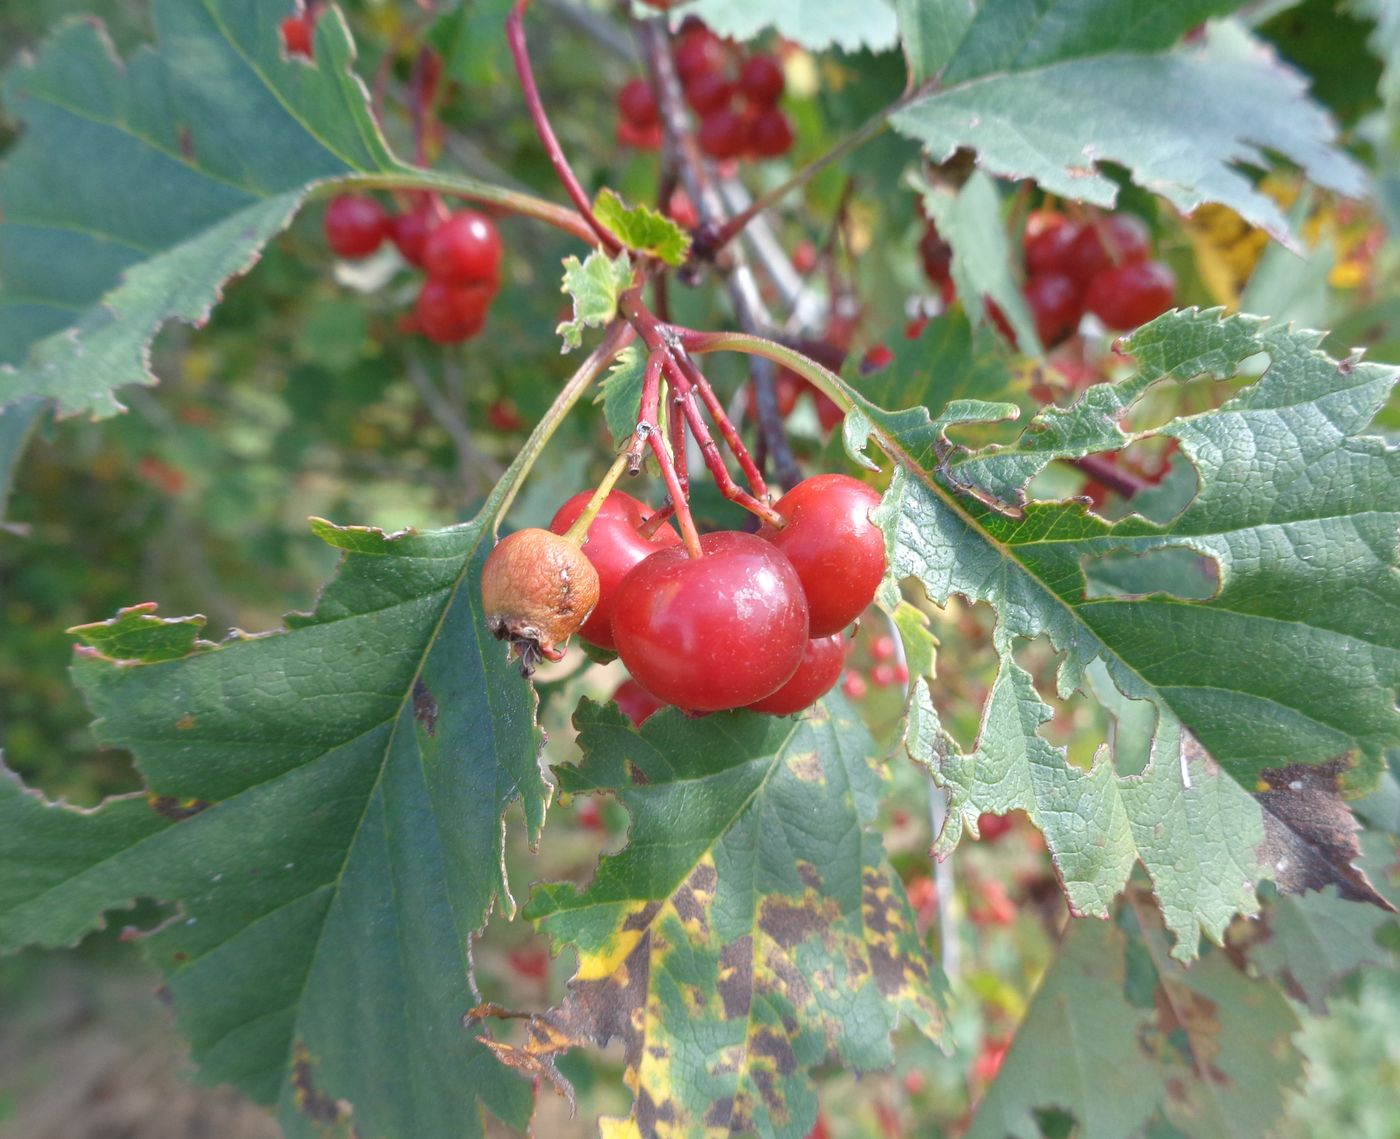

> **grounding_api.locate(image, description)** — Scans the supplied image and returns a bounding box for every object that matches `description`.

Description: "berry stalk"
[561,450,636,546]
[507,0,623,252]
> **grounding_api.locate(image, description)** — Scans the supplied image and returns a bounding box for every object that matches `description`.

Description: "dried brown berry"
[482,528,600,675]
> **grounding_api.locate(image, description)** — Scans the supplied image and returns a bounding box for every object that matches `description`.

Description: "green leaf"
[919,171,1040,354]
[0,1,402,419]
[1245,886,1397,1012]
[0,397,45,525]
[685,0,898,53]
[967,891,1303,1139]
[856,308,1400,956]
[558,251,633,352]
[891,13,1366,246]
[896,0,976,83]
[593,190,690,267]
[596,344,648,448]
[492,698,945,1139]
[0,491,548,1137]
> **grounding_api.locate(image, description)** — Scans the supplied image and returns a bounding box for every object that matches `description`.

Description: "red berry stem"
[672,349,768,499]
[506,0,623,254]
[664,355,785,529]
[648,426,704,558]
[630,348,703,557]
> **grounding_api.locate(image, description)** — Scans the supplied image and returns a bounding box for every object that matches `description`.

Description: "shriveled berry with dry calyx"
[482,528,599,675]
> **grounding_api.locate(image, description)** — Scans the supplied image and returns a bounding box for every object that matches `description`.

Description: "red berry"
[893,662,909,684]
[281,13,314,57]
[618,78,660,129]
[745,369,803,420]
[871,634,895,661]
[576,798,605,832]
[617,119,663,150]
[1023,211,1081,275]
[323,194,388,258]
[860,344,894,374]
[969,879,1016,926]
[841,672,867,700]
[747,107,794,158]
[613,677,666,726]
[977,812,1015,842]
[1024,271,1083,347]
[506,944,550,982]
[762,474,885,637]
[871,662,896,687]
[423,210,502,286]
[414,278,492,343]
[685,71,733,115]
[666,188,699,230]
[548,490,681,651]
[813,391,843,433]
[792,240,818,274]
[920,226,952,286]
[611,531,810,712]
[389,207,436,267]
[1063,214,1150,285]
[487,399,524,432]
[738,54,785,105]
[698,108,748,160]
[674,28,725,83]
[747,634,848,716]
[1084,260,1176,330]
[973,1037,1011,1084]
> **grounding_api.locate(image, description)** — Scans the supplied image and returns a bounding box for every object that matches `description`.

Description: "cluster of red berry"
[322,195,505,343]
[484,473,884,718]
[617,22,794,161]
[1018,210,1177,344]
[837,632,910,701]
[918,208,1177,347]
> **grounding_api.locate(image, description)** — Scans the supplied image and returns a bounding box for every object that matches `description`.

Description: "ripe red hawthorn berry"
[860,343,894,374]
[1023,271,1083,346]
[747,634,848,715]
[684,70,734,115]
[920,225,953,286]
[281,12,315,57]
[423,210,502,286]
[613,677,666,726]
[611,531,810,712]
[745,369,803,420]
[323,194,389,258]
[414,277,492,343]
[698,108,748,160]
[1063,213,1150,285]
[617,118,663,150]
[548,489,681,651]
[762,474,885,636]
[738,54,785,105]
[1085,259,1176,329]
[747,106,794,158]
[674,27,726,83]
[976,812,1015,842]
[389,206,436,267]
[482,528,600,673]
[1023,210,1081,275]
[617,78,660,129]
[841,672,868,700]
[813,391,843,433]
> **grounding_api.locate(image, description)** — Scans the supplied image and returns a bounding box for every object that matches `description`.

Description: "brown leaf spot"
[291,1042,352,1127]
[175,714,197,731]
[717,936,754,1020]
[786,750,824,783]
[796,861,823,890]
[1256,757,1394,910]
[148,794,211,821]
[412,678,438,737]
[758,896,828,949]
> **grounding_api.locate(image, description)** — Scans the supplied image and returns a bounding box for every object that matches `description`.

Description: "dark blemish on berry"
[412,677,438,737]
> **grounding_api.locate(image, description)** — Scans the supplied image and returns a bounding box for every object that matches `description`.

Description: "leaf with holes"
[890,3,1365,245]
[0,473,549,1137]
[839,307,1399,957]
[474,697,945,1139]
[967,889,1303,1139]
